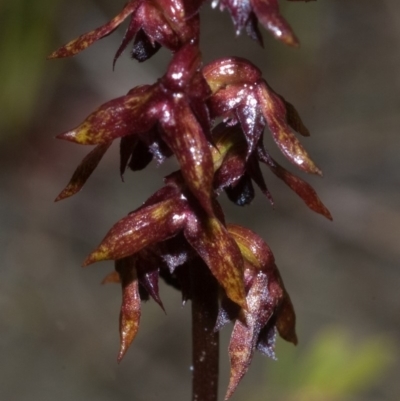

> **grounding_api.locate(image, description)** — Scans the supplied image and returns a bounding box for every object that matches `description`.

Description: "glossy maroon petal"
[115,257,141,362]
[160,99,215,216]
[250,0,299,46]
[226,271,272,400]
[281,96,310,137]
[57,86,156,145]
[276,291,298,344]
[247,153,274,204]
[256,82,322,175]
[136,252,165,311]
[184,214,247,309]
[120,135,138,178]
[138,2,180,50]
[48,1,139,59]
[113,13,142,68]
[207,84,248,118]
[203,58,262,94]
[259,149,332,219]
[236,93,265,157]
[55,142,111,201]
[227,224,275,271]
[245,13,264,45]
[83,196,188,265]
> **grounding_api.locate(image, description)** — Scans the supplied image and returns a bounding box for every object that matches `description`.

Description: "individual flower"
[216,224,297,399]
[48,0,200,65]
[55,44,216,216]
[212,0,314,46]
[85,172,247,316]
[203,57,320,176]
[211,122,332,219]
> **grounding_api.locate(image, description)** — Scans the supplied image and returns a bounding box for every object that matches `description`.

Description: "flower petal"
[55,142,111,201]
[136,251,165,311]
[227,224,275,271]
[57,86,156,145]
[257,82,322,175]
[266,156,332,220]
[83,196,188,265]
[184,214,247,309]
[276,292,298,345]
[113,14,142,67]
[226,271,272,400]
[280,96,310,137]
[48,1,139,59]
[203,58,262,94]
[160,99,215,216]
[115,257,141,362]
[250,0,299,46]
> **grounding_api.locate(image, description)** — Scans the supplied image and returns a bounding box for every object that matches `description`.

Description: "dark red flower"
[55,44,216,216]
[85,174,247,312]
[211,0,315,46]
[203,57,321,175]
[219,224,297,399]
[211,122,332,219]
[48,0,200,65]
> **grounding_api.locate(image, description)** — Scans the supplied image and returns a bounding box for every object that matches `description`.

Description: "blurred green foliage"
[250,326,396,401]
[0,0,60,139]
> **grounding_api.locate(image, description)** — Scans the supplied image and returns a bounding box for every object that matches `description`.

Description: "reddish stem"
[191,259,220,401]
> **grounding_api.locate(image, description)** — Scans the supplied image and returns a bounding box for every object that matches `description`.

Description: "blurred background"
[0,0,399,400]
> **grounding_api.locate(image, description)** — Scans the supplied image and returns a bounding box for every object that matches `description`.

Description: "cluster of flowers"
[51,0,326,398]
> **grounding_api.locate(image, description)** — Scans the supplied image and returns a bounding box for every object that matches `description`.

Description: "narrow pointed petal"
[55,142,111,201]
[120,135,137,178]
[184,214,247,309]
[276,292,298,345]
[115,257,141,362]
[57,86,155,145]
[83,196,188,265]
[236,94,265,157]
[247,154,274,205]
[281,97,310,136]
[136,253,165,311]
[128,140,153,171]
[203,58,261,94]
[250,0,299,46]
[245,13,264,45]
[257,82,322,175]
[113,14,141,68]
[161,99,214,216]
[226,272,272,400]
[48,2,139,59]
[267,157,332,220]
